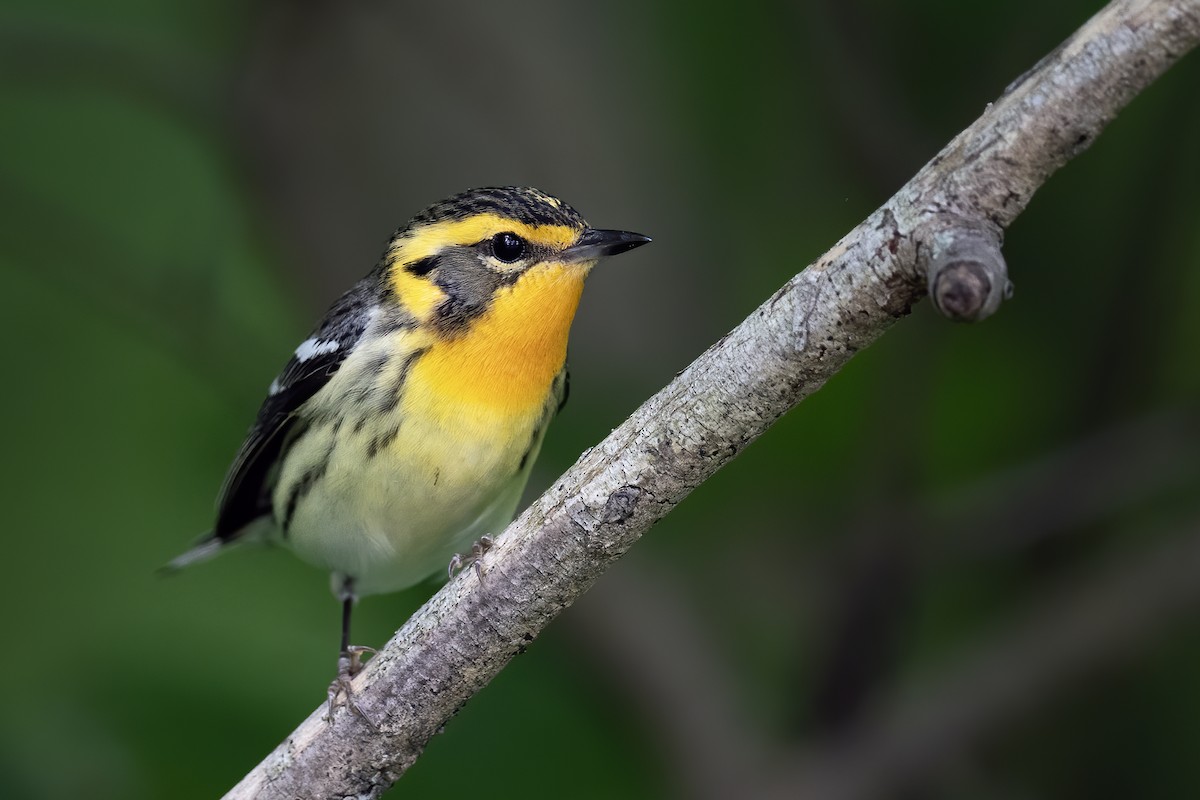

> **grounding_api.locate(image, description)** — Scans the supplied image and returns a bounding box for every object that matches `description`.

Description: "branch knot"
[923,220,1011,322]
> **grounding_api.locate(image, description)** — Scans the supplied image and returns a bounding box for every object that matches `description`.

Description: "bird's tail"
[158,534,224,575]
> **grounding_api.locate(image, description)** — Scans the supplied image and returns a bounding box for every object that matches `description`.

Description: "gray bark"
[226,1,1200,797]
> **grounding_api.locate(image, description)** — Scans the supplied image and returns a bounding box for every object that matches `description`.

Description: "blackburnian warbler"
[168,186,650,722]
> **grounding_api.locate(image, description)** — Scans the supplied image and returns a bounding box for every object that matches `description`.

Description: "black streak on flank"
[361,350,390,385]
[556,368,570,413]
[379,347,430,414]
[282,459,329,533]
[518,425,543,473]
[344,350,389,408]
[367,425,401,459]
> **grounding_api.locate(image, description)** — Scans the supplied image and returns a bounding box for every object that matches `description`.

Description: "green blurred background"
[3,0,1199,797]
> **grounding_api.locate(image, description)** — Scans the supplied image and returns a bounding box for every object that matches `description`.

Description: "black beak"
[563,228,652,263]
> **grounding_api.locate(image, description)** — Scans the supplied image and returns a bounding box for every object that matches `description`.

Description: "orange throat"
[415,265,586,415]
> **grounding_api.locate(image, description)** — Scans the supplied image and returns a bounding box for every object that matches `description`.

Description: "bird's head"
[384,187,650,337]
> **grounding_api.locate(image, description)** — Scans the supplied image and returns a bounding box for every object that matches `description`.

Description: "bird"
[167,186,651,724]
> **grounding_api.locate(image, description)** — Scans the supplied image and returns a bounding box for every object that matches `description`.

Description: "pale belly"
[275,397,551,596]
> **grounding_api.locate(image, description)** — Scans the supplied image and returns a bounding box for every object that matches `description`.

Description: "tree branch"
[226,1,1200,796]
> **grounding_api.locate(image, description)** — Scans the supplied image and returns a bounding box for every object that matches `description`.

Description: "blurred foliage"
[2,0,1199,798]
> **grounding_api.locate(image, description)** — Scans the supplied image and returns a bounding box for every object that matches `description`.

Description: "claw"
[346,644,376,675]
[325,647,380,732]
[448,535,495,582]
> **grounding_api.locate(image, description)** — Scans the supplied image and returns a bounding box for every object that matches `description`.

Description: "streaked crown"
[407,186,587,230]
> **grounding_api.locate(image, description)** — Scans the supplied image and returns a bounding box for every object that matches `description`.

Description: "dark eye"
[491,232,526,263]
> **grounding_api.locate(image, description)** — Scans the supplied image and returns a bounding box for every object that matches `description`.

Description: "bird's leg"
[447,535,495,581]
[326,580,379,731]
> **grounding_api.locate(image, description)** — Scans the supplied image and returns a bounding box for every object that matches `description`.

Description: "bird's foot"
[325,645,379,732]
[448,535,495,581]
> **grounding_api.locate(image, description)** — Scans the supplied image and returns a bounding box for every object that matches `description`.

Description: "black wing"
[213,275,379,540]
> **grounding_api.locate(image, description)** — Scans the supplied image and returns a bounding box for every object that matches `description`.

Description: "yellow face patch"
[385,214,582,322]
[389,266,445,321]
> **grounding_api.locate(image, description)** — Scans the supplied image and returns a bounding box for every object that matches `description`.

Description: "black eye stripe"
[406,256,437,276]
[491,232,527,263]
